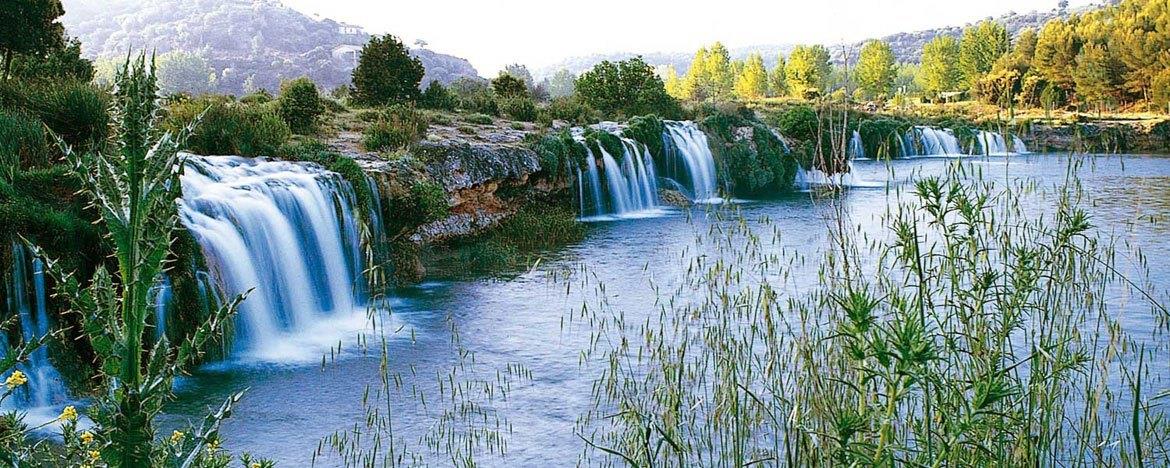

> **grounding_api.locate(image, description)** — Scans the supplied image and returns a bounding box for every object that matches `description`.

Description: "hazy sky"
[282,0,1098,75]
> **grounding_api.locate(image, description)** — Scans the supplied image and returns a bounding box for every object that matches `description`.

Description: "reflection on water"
[163,154,1170,466]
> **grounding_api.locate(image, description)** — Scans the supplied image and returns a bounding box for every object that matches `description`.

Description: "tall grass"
[570,157,1168,466]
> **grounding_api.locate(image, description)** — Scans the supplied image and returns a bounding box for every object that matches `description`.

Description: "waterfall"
[178,155,371,360]
[574,131,661,219]
[903,126,964,156]
[3,243,68,408]
[973,130,1030,155]
[849,131,867,160]
[149,274,173,340]
[662,121,720,203]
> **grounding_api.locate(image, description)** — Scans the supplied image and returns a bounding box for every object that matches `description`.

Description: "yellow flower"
[87,450,100,460]
[80,431,94,444]
[250,463,261,468]
[5,371,27,389]
[170,430,185,444]
[59,405,78,422]
[207,438,221,451]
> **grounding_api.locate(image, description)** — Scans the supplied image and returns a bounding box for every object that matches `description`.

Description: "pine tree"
[1073,43,1120,113]
[769,55,788,97]
[1034,19,1080,93]
[351,34,425,105]
[733,53,769,101]
[0,0,65,79]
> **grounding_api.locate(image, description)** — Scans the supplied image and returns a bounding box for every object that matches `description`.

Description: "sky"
[281,0,1099,75]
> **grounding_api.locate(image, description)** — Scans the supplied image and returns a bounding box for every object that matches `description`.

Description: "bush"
[498,96,537,122]
[450,78,499,115]
[419,80,456,111]
[531,130,586,179]
[464,113,494,125]
[775,105,819,141]
[624,115,666,160]
[702,112,797,194]
[167,97,291,156]
[491,74,529,99]
[387,179,449,228]
[362,104,428,152]
[239,89,273,105]
[857,118,911,159]
[575,57,683,120]
[0,110,49,177]
[539,95,600,126]
[0,80,110,152]
[278,77,325,134]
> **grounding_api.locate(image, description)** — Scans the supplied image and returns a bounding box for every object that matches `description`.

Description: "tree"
[420,80,455,110]
[959,20,1010,90]
[683,42,735,101]
[1153,68,1170,112]
[544,69,576,99]
[663,65,687,100]
[502,64,535,90]
[856,40,897,99]
[1074,43,1121,113]
[917,35,962,99]
[574,57,681,119]
[1034,19,1080,93]
[492,73,529,99]
[1014,28,1039,64]
[733,53,769,101]
[9,34,92,82]
[1109,0,1170,105]
[278,76,324,134]
[769,55,788,97]
[156,51,215,95]
[0,0,65,80]
[787,45,831,98]
[352,34,425,105]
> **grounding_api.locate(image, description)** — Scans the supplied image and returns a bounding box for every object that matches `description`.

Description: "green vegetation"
[856,40,896,99]
[574,57,682,120]
[277,76,325,134]
[0,0,64,80]
[361,104,429,152]
[702,108,798,194]
[13,54,261,467]
[351,34,425,105]
[491,74,529,99]
[787,45,832,99]
[419,80,456,111]
[166,96,291,156]
[440,202,586,275]
[531,129,587,180]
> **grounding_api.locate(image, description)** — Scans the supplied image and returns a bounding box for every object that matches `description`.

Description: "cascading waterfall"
[973,130,1030,155]
[178,155,371,360]
[3,243,67,408]
[849,130,867,160]
[662,121,720,203]
[902,126,964,156]
[574,131,660,219]
[149,274,173,340]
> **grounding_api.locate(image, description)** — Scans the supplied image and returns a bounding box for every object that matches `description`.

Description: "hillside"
[60,0,481,94]
[537,2,1115,78]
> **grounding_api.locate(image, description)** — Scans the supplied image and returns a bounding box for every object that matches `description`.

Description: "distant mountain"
[537,2,1115,78]
[61,0,481,94]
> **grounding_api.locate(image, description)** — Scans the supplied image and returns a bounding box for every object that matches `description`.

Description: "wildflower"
[5,371,27,389]
[251,463,261,468]
[207,438,221,452]
[59,405,78,422]
[88,450,100,460]
[170,430,185,444]
[80,431,94,444]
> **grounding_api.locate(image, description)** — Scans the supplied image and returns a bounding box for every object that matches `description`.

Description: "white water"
[662,121,721,203]
[178,155,371,362]
[575,131,662,220]
[3,243,68,409]
[898,126,1029,157]
[149,274,173,340]
[974,130,1030,155]
[850,130,867,160]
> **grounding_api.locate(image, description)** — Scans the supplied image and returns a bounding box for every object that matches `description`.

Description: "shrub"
[539,95,600,126]
[278,77,324,134]
[428,112,452,126]
[362,104,428,152]
[388,179,449,228]
[531,130,586,179]
[457,126,476,134]
[464,113,494,125]
[498,96,537,122]
[0,80,110,152]
[419,80,456,111]
[775,105,819,141]
[239,89,273,104]
[624,115,666,160]
[167,97,291,156]
[702,112,797,194]
[857,118,911,159]
[491,74,529,99]
[0,110,49,177]
[450,78,499,115]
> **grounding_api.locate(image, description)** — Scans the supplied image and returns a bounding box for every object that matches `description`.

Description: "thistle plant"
[32,54,249,467]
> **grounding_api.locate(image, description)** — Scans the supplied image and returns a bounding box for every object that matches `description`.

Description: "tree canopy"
[0,0,65,80]
[856,40,897,99]
[787,45,831,98]
[351,34,425,105]
[574,57,681,119]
